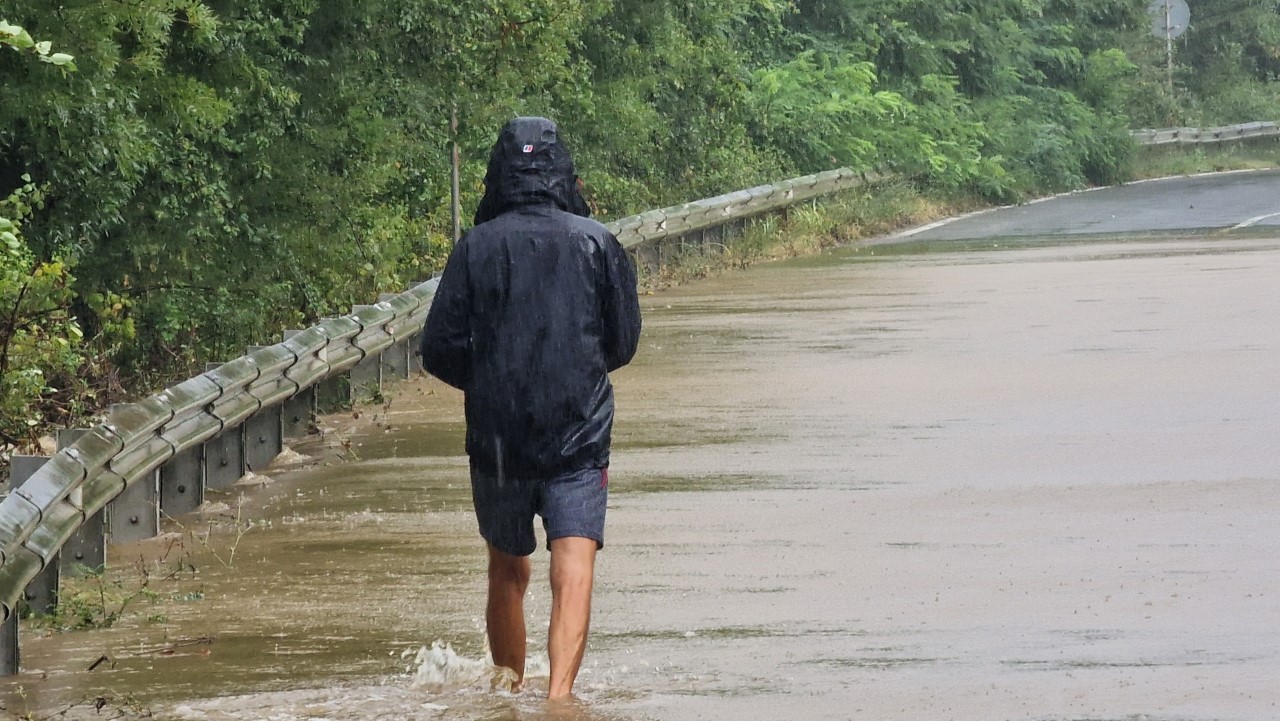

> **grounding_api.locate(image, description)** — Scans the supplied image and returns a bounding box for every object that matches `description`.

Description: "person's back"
[420,116,641,699]
[447,204,635,479]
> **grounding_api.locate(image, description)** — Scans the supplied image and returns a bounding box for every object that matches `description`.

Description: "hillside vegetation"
[3,0,1279,449]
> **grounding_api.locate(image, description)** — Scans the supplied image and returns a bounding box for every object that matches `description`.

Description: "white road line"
[894,213,980,238]
[1232,211,1280,229]
[890,204,1020,239]
[890,168,1279,240]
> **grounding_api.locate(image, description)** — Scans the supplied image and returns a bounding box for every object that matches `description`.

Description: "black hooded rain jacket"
[421,117,642,480]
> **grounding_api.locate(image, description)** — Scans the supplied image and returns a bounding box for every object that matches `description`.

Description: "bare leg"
[547,536,598,700]
[487,544,532,685]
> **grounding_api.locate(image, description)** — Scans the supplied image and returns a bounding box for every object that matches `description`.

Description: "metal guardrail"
[1131,121,1280,146]
[1,118,1270,669]
[605,167,872,250]
[0,281,437,623]
[0,165,877,669]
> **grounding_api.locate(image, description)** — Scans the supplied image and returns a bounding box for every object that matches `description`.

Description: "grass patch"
[21,501,253,633]
[1127,138,1280,180]
[22,557,186,633]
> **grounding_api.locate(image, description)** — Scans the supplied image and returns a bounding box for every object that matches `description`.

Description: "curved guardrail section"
[0,120,1273,650]
[1131,121,1280,145]
[0,165,874,624]
[605,167,873,249]
[0,279,439,622]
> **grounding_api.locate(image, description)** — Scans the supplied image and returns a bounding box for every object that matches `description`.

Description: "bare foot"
[491,664,523,694]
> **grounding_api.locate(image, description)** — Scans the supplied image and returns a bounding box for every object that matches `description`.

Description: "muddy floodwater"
[4,233,1279,721]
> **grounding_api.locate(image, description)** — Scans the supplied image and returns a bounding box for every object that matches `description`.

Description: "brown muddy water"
[4,235,1279,721]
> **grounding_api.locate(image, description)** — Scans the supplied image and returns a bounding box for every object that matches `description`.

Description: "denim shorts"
[470,465,609,557]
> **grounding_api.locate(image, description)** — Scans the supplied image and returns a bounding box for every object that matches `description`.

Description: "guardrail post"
[350,305,384,403]
[56,429,106,577]
[203,364,246,490]
[8,456,57,615]
[244,346,284,472]
[245,405,282,472]
[281,389,313,439]
[690,230,703,256]
[378,294,412,381]
[160,446,204,517]
[636,241,660,279]
[105,406,160,544]
[107,469,159,543]
[409,332,424,373]
[203,423,245,490]
[316,374,349,413]
[409,331,425,373]
[407,285,426,374]
[1,612,16,675]
[281,330,317,436]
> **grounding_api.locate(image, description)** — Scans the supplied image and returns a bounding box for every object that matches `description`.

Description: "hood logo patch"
[522,144,534,153]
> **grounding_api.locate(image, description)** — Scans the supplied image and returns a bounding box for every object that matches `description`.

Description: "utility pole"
[450,105,462,243]
[1167,0,1172,92]
[1148,0,1188,93]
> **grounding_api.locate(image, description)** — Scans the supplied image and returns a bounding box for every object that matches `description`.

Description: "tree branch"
[0,279,32,384]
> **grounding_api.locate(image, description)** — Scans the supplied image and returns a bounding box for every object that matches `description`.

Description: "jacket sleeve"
[598,231,642,372]
[421,237,472,390]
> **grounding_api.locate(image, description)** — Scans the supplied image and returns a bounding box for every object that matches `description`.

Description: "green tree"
[3,0,1277,447]
[570,0,789,214]
[1178,0,1280,122]
[785,0,1140,194]
[1,21,85,453]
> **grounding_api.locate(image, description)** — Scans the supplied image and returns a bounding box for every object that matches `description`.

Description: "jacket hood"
[473,116,591,225]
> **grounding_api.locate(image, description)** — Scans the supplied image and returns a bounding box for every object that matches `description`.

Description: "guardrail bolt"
[161,446,204,516]
[129,516,140,525]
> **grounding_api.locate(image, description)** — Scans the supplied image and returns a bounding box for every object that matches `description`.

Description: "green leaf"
[40,52,76,70]
[10,28,34,49]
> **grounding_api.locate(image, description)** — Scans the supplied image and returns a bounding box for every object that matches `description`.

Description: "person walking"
[420,116,642,699]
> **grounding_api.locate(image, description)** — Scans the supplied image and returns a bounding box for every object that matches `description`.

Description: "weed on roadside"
[3,684,153,720]
[22,497,253,633]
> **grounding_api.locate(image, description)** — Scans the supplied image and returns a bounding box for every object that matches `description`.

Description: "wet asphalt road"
[898,169,1280,241]
[4,172,1279,721]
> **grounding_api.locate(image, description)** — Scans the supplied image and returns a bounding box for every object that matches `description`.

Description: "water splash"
[158,643,568,721]
[403,640,549,693]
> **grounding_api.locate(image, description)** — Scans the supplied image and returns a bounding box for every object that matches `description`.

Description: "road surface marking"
[1232,211,1280,229]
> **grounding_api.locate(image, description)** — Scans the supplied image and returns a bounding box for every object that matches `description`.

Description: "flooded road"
[5,229,1280,720]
